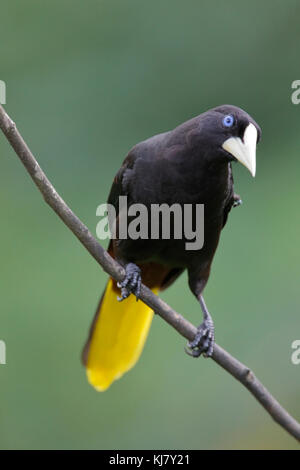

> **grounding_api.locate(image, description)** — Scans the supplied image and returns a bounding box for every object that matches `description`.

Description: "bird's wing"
[222,163,235,228]
[106,147,184,290]
[107,148,140,209]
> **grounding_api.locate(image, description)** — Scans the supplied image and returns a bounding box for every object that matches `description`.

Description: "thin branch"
[0,103,299,443]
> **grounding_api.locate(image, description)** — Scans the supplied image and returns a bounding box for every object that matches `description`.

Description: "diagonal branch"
[0,103,299,443]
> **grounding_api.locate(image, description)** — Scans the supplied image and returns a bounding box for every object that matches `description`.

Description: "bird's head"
[192,105,261,177]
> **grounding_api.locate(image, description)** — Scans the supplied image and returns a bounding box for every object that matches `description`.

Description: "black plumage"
[86,104,261,363]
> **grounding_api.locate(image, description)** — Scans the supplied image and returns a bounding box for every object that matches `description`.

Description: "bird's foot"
[233,193,242,207]
[117,263,141,301]
[185,320,215,358]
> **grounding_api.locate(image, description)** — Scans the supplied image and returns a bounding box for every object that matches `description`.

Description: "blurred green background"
[0,0,299,450]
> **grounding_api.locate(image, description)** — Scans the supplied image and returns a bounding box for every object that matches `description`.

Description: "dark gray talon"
[117,263,142,302]
[185,320,215,358]
[233,193,243,207]
[233,198,242,207]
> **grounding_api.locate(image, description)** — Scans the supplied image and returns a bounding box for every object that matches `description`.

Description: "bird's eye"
[223,114,235,128]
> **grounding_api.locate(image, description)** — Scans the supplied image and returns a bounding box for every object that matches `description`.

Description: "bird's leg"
[185,295,215,358]
[233,192,242,207]
[117,262,142,301]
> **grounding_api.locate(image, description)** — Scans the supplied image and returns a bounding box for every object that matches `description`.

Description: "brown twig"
[0,103,299,443]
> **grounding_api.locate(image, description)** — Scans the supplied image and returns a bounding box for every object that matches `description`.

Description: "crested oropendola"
[82,104,261,391]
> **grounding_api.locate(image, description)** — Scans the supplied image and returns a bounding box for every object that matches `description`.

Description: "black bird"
[82,104,261,391]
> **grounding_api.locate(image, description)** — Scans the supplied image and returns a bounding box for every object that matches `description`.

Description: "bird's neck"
[177,155,231,203]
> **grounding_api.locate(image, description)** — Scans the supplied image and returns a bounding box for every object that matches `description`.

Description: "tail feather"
[83,278,158,391]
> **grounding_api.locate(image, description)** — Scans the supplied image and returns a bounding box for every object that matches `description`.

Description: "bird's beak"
[222,122,257,177]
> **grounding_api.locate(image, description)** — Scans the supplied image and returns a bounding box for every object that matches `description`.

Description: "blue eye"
[223,114,235,128]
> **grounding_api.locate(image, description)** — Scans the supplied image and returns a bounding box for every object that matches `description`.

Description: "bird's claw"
[117,263,141,301]
[185,320,215,358]
[233,194,242,208]
[233,198,242,208]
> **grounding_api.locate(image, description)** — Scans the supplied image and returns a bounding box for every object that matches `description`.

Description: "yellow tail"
[85,278,158,391]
